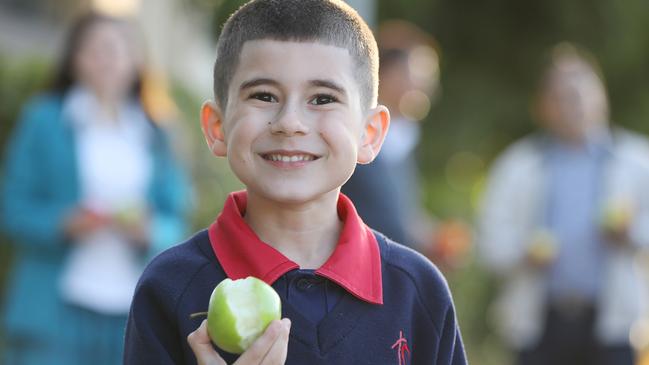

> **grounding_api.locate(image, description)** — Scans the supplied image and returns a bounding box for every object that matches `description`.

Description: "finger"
[235,319,285,364]
[187,320,227,365]
[260,318,291,365]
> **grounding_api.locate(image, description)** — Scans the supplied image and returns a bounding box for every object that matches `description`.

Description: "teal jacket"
[1,94,190,341]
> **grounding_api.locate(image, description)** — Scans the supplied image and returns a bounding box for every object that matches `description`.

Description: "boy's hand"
[188,318,291,365]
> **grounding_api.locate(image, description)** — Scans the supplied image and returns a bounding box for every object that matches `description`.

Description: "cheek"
[226,126,254,178]
[75,51,96,81]
[225,113,266,155]
[318,115,362,157]
[100,50,137,87]
[111,53,138,81]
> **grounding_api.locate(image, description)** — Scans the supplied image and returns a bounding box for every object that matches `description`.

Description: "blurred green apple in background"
[113,203,145,227]
[601,201,632,235]
[527,229,558,267]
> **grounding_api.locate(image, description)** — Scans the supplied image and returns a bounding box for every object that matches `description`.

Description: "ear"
[200,100,227,157]
[357,105,390,164]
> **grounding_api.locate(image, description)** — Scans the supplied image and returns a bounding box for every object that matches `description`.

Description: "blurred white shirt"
[59,87,153,315]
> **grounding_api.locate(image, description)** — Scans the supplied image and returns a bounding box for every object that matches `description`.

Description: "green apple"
[601,202,632,234]
[207,277,281,354]
[527,229,558,266]
[113,204,144,227]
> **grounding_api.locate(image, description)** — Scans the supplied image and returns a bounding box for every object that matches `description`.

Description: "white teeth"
[266,154,315,162]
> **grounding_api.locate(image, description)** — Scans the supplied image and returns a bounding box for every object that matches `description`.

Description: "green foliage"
[211,0,249,39]
[0,56,51,154]
[170,85,243,231]
[447,260,511,364]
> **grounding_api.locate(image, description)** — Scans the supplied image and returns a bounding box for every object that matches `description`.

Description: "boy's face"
[201,40,389,204]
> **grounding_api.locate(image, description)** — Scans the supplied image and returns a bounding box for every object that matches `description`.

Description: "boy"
[124,1,467,364]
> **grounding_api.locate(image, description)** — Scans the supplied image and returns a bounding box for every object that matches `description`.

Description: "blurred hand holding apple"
[63,206,111,240]
[526,229,558,269]
[424,219,472,271]
[600,201,633,246]
[111,203,150,249]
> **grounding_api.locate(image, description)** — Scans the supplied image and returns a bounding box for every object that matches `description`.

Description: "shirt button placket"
[296,277,314,291]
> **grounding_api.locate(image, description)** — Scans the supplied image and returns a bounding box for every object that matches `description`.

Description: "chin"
[269,189,324,205]
[253,184,340,206]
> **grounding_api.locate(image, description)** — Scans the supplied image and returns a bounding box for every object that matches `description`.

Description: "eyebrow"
[239,78,280,91]
[239,78,347,95]
[309,79,346,95]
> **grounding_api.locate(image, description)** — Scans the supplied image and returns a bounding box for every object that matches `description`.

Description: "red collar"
[208,191,383,305]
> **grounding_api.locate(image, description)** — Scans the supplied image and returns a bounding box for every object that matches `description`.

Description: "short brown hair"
[213,0,378,110]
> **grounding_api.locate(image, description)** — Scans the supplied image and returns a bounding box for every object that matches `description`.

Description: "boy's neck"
[243,190,343,270]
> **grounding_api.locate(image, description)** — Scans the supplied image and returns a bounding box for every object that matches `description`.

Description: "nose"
[270,102,309,136]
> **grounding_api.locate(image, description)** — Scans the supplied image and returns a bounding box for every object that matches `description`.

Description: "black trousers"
[517,303,635,365]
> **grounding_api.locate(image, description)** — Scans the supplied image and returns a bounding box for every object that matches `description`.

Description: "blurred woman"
[1,12,189,364]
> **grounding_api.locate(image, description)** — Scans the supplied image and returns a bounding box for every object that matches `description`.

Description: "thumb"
[187,320,227,365]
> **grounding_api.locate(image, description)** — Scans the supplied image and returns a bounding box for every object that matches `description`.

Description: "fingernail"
[281,318,291,330]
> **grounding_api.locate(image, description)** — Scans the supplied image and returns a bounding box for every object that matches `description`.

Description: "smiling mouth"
[260,152,320,163]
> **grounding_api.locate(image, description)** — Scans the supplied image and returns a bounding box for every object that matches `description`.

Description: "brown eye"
[250,92,277,103]
[310,94,338,105]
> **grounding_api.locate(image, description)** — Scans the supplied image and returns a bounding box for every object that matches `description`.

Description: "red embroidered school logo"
[391,330,411,365]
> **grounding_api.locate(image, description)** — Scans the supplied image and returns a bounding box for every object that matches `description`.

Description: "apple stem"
[189,311,208,319]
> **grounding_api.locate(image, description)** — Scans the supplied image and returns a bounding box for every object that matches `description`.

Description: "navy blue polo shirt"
[124,191,467,364]
[275,269,345,324]
[208,191,383,318]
